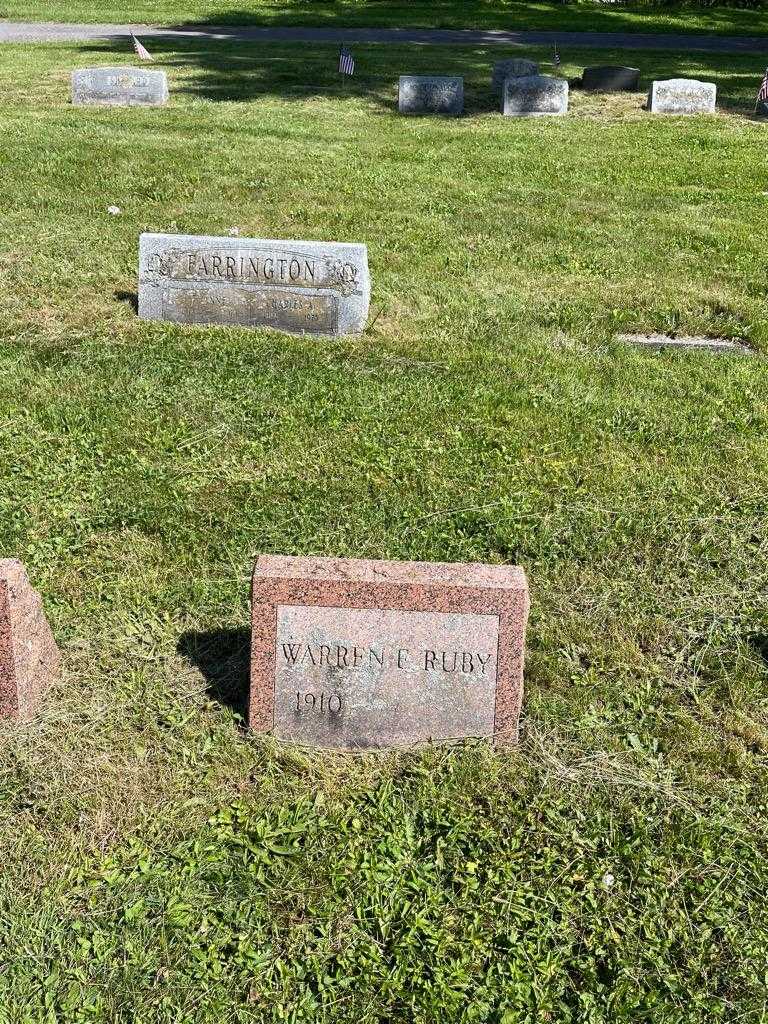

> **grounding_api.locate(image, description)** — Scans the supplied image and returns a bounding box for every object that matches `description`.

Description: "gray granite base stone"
[503,75,568,117]
[138,233,370,336]
[72,67,168,106]
[648,78,716,114]
[398,76,464,115]
[581,66,640,92]
[617,333,751,355]
[492,58,539,95]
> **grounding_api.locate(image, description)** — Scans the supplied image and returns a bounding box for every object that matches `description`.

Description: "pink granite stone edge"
[0,559,60,722]
[254,553,526,589]
[250,556,529,746]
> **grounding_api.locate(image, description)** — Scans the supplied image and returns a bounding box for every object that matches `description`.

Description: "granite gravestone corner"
[648,79,716,114]
[581,66,640,92]
[0,560,60,721]
[492,58,540,95]
[398,76,464,115]
[250,555,530,749]
[502,75,568,117]
[138,234,370,335]
[72,67,169,106]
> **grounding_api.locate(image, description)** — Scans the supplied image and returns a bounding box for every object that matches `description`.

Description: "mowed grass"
[4,0,768,36]
[1,38,768,1024]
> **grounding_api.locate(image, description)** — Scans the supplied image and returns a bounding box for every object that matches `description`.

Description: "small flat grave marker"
[72,67,168,106]
[398,76,464,115]
[503,75,568,117]
[0,560,59,721]
[648,79,716,114]
[617,333,751,355]
[138,233,370,335]
[250,555,529,749]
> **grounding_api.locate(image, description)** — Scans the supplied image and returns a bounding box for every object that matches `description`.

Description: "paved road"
[1,21,767,53]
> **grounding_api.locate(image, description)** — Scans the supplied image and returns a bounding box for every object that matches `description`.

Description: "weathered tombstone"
[71,67,169,107]
[138,233,370,336]
[647,78,716,114]
[0,560,59,721]
[398,76,464,115]
[581,66,640,92]
[492,58,540,95]
[250,555,530,749]
[502,75,568,117]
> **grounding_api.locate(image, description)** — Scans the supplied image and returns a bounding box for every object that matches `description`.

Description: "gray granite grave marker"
[492,58,539,95]
[138,233,370,336]
[398,76,464,115]
[72,67,168,106]
[647,79,716,114]
[502,75,568,117]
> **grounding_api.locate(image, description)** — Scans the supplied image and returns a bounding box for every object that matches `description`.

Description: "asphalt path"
[1,21,767,53]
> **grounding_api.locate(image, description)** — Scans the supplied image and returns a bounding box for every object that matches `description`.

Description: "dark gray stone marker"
[71,66,168,106]
[138,233,370,336]
[581,66,640,92]
[398,76,464,115]
[502,75,568,117]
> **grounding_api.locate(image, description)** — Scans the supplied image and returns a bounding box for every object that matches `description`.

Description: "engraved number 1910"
[296,692,343,714]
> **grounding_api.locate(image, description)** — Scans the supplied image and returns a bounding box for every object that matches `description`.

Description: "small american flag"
[553,42,561,70]
[131,33,154,62]
[756,66,768,110]
[338,46,355,76]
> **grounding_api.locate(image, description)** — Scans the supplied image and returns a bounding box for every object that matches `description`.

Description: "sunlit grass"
[0,38,767,1023]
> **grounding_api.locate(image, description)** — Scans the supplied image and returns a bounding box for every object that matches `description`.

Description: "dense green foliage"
[0,37,767,1024]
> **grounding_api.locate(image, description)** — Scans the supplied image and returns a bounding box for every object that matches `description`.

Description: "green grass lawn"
[1,37,768,1024]
[4,0,768,36]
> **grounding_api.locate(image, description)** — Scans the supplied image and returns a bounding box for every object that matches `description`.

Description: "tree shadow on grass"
[74,27,763,112]
[75,29,520,111]
[178,627,250,719]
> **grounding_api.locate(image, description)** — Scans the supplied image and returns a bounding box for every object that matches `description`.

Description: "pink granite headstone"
[250,555,529,749]
[0,560,60,721]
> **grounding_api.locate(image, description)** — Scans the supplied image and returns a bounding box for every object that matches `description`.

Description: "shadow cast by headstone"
[114,289,139,313]
[178,627,250,719]
[749,634,768,669]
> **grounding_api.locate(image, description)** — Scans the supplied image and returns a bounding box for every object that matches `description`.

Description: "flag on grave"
[553,42,561,69]
[131,33,154,61]
[339,46,355,76]
[756,67,768,111]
